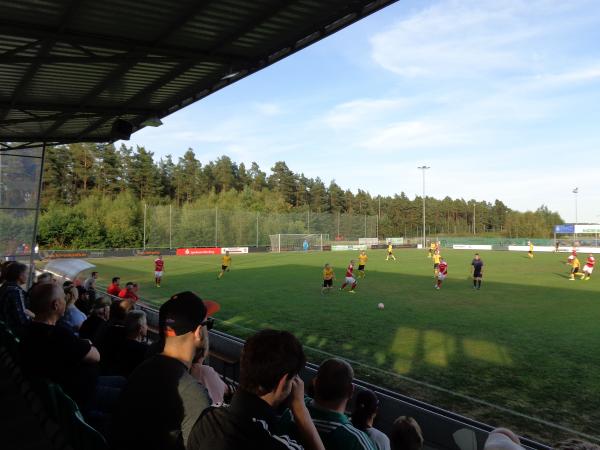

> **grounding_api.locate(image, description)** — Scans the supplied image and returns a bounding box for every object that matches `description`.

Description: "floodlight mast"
[573,187,579,242]
[417,166,430,248]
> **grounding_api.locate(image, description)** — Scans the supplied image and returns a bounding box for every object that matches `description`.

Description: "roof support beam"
[0,55,227,64]
[0,39,42,58]
[0,101,155,115]
[0,0,84,121]
[75,0,293,140]
[44,0,222,138]
[0,20,249,64]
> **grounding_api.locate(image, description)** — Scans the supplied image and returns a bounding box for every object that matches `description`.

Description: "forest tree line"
[37,143,563,248]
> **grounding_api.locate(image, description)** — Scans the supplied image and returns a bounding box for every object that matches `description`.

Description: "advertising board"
[331,244,368,251]
[220,247,249,254]
[176,247,221,256]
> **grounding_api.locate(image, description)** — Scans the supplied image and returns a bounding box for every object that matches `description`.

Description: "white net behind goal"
[269,234,329,252]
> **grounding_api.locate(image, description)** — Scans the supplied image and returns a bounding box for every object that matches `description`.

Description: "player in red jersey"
[435,258,448,290]
[339,259,357,294]
[582,254,595,281]
[154,255,164,287]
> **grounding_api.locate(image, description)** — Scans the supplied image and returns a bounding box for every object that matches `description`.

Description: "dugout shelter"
[0,1,556,449]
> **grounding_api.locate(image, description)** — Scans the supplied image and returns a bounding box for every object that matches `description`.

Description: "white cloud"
[323,98,412,129]
[370,0,597,79]
[360,120,471,152]
[254,102,282,116]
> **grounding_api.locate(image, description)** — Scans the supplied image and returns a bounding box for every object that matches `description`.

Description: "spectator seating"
[2,285,557,450]
[0,319,108,450]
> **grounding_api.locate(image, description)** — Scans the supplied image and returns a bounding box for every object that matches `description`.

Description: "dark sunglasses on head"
[200,317,215,330]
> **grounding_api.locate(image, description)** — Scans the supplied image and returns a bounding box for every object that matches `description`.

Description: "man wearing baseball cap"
[112,291,220,450]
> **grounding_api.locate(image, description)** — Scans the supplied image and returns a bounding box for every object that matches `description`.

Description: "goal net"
[269,234,329,252]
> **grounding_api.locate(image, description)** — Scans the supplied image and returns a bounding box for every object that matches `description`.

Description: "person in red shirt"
[436,258,448,290]
[107,277,121,297]
[118,282,139,302]
[339,260,357,294]
[154,256,165,287]
[582,254,595,281]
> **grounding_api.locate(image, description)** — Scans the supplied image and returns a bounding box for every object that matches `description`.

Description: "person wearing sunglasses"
[112,291,220,450]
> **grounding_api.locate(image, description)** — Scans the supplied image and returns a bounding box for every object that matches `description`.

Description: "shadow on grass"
[94,258,600,444]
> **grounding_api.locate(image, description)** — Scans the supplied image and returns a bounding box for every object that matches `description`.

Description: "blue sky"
[124,0,600,223]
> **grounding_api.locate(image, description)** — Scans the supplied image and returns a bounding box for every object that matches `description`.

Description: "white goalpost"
[269,234,329,252]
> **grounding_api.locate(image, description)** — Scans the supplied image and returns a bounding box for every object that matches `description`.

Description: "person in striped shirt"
[280,358,377,450]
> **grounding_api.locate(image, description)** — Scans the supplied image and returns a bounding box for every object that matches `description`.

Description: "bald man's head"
[29,283,66,320]
[314,358,354,403]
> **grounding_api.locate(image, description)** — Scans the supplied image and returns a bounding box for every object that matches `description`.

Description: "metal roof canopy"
[0,0,396,147]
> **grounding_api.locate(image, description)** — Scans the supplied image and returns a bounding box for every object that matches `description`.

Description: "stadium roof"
[0,0,396,147]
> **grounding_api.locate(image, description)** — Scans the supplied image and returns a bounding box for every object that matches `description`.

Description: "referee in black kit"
[471,253,484,290]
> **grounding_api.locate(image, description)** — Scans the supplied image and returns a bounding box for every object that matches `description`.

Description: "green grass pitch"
[88,249,600,443]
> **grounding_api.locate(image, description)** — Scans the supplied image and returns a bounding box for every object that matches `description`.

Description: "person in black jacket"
[112,292,218,450]
[79,296,111,348]
[106,309,149,377]
[187,329,325,450]
[0,262,32,335]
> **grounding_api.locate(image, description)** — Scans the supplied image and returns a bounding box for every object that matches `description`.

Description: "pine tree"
[95,143,123,196]
[158,155,176,198]
[129,146,161,201]
[174,149,201,203]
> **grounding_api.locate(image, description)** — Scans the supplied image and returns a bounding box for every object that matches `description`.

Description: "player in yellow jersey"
[428,241,436,258]
[386,241,396,261]
[569,256,585,280]
[218,251,232,279]
[322,263,335,294]
[432,250,442,277]
[528,240,534,259]
[357,250,368,278]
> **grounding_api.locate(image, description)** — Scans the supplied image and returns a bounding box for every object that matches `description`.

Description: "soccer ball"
[377,303,385,310]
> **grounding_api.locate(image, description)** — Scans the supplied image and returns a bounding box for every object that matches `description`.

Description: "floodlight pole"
[376,196,380,240]
[143,202,147,250]
[417,166,430,248]
[573,187,579,242]
[169,204,172,249]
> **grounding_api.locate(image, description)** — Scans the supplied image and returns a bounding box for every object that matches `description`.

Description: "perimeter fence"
[143,206,379,248]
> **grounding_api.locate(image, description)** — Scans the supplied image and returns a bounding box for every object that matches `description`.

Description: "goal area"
[269,234,329,252]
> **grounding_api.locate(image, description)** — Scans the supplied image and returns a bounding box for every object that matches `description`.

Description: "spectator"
[35,272,54,285]
[84,271,99,302]
[79,296,111,347]
[0,262,32,335]
[19,283,124,414]
[483,428,524,450]
[118,282,139,302]
[280,358,375,450]
[389,417,423,450]
[190,324,232,405]
[107,277,121,297]
[188,329,325,450]
[59,284,87,333]
[107,310,149,377]
[352,389,390,450]
[75,285,90,311]
[99,299,134,371]
[109,298,134,325]
[0,261,9,284]
[112,292,218,450]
